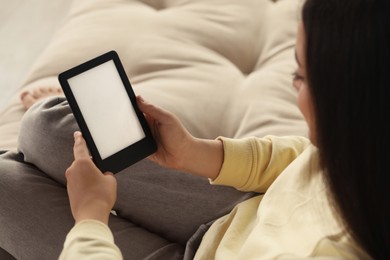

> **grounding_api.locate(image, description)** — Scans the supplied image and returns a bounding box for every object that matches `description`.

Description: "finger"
[103,172,115,177]
[65,167,72,180]
[73,131,90,160]
[136,96,173,123]
[103,172,117,186]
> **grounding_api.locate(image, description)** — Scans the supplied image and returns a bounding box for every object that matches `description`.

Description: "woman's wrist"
[75,201,112,225]
[180,137,224,180]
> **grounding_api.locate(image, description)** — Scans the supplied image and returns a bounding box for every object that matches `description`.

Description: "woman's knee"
[18,97,78,184]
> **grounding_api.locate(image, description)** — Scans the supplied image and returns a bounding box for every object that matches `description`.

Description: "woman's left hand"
[65,131,117,224]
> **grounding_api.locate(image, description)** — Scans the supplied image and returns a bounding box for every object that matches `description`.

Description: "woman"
[60,0,389,258]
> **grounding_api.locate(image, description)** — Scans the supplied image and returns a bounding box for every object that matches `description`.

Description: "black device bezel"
[58,50,156,173]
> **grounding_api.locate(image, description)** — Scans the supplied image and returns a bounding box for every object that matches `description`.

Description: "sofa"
[0,0,307,259]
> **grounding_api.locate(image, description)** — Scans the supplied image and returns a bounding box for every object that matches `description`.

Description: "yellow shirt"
[60,136,370,259]
[195,136,370,259]
[59,220,123,260]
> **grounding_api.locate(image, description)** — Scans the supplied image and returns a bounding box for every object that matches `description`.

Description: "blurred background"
[0,0,72,111]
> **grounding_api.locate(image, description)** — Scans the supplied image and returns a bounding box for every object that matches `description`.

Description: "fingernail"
[138,96,145,103]
[74,131,81,140]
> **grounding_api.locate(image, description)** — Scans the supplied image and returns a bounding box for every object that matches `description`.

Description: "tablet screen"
[59,50,156,173]
[67,60,145,159]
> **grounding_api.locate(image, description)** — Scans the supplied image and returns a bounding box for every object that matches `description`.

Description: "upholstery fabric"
[0,0,306,151]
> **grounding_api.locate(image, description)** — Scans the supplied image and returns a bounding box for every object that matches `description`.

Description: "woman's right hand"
[136,96,195,170]
[137,96,223,180]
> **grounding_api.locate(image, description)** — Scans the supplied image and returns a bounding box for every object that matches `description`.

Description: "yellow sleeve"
[211,135,311,193]
[59,220,123,260]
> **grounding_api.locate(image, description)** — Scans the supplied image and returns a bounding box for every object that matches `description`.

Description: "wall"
[0,0,72,111]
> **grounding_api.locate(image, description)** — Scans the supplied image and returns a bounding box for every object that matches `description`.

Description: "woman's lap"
[10,97,255,255]
[0,151,186,259]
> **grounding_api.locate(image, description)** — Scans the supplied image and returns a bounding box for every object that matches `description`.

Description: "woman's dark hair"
[302,0,389,258]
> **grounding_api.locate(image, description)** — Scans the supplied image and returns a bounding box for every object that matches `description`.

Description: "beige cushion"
[0,0,307,151]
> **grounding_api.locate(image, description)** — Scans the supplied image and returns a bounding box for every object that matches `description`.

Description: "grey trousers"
[0,97,255,260]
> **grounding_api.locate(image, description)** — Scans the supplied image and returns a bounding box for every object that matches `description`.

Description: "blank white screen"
[68,60,145,159]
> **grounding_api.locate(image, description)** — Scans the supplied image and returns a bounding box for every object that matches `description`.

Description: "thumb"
[73,131,90,160]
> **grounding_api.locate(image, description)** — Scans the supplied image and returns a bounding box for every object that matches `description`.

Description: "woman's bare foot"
[20,86,64,110]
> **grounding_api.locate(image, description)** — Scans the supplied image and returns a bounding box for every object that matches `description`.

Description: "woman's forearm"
[179,138,224,180]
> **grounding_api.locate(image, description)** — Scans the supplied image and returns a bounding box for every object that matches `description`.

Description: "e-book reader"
[59,50,156,173]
